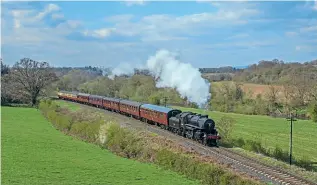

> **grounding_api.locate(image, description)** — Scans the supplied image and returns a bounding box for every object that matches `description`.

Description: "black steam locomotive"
[169,112,220,146]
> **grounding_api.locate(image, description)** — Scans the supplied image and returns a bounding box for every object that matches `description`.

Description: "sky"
[1,1,317,68]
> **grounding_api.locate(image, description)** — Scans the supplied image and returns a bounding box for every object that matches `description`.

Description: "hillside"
[1,106,199,185]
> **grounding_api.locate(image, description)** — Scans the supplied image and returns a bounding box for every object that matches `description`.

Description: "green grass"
[172,106,317,162]
[1,106,199,185]
[55,100,80,111]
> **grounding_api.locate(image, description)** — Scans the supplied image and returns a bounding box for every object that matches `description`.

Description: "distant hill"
[199,59,317,84]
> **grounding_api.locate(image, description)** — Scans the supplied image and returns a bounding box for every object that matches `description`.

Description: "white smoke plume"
[108,49,211,106]
[146,49,211,106]
[108,62,146,80]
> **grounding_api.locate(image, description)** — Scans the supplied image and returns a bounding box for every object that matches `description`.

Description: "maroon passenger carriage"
[77,92,90,104]
[119,99,142,118]
[140,104,181,129]
[103,97,120,112]
[89,95,103,108]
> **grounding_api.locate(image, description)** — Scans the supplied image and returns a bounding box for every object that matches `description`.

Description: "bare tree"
[10,58,57,106]
[1,58,10,75]
[265,85,280,112]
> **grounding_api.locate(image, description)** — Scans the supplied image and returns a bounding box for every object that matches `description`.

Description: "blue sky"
[1,1,317,68]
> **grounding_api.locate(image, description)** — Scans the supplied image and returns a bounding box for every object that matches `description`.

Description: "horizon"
[2,1,317,68]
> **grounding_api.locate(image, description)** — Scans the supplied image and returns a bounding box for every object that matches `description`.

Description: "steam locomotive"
[57,91,221,147]
[169,112,219,146]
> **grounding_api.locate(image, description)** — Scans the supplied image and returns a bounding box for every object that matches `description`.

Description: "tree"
[1,59,10,75]
[217,116,236,144]
[10,58,57,106]
[265,85,280,112]
[309,101,317,123]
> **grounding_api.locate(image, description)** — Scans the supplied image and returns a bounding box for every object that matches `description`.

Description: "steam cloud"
[108,49,211,106]
[108,63,135,80]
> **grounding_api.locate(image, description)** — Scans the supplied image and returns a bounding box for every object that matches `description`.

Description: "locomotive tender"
[57,90,221,146]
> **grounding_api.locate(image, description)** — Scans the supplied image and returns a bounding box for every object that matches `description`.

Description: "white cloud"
[88,6,259,41]
[227,33,249,40]
[300,25,317,32]
[11,9,34,29]
[83,28,116,38]
[285,31,298,37]
[35,3,60,21]
[51,13,64,20]
[295,45,316,52]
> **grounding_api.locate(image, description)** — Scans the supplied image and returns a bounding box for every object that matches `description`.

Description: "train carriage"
[57,91,67,100]
[77,92,90,104]
[103,97,120,112]
[89,95,103,108]
[62,91,78,101]
[70,91,79,101]
[119,99,142,118]
[140,104,181,128]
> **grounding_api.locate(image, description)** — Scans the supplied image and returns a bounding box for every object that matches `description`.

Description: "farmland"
[1,106,199,185]
[173,106,317,162]
[212,81,283,98]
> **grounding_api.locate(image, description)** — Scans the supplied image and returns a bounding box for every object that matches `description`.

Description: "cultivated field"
[1,106,199,185]
[173,106,317,163]
[212,82,283,98]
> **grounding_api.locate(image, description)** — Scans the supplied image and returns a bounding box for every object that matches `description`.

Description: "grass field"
[55,100,80,111]
[1,106,199,185]
[172,106,317,163]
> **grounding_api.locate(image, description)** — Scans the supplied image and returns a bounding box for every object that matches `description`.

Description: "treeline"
[211,81,317,121]
[233,59,317,84]
[199,66,242,73]
[2,58,317,122]
[200,59,317,84]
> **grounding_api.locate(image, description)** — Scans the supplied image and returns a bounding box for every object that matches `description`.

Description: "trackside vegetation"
[38,99,263,185]
[1,106,200,185]
[173,106,317,171]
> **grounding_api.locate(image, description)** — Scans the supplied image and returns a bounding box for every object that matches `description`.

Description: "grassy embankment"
[1,106,199,185]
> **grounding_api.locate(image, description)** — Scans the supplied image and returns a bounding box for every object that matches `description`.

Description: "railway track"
[63,100,317,185]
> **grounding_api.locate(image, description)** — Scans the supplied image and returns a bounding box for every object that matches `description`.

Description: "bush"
[217,116,236,144]
[308,101,317,123]
[104,123,145,159]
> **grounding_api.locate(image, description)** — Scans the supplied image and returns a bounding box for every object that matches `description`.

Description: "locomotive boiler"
[169,112,220,146]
